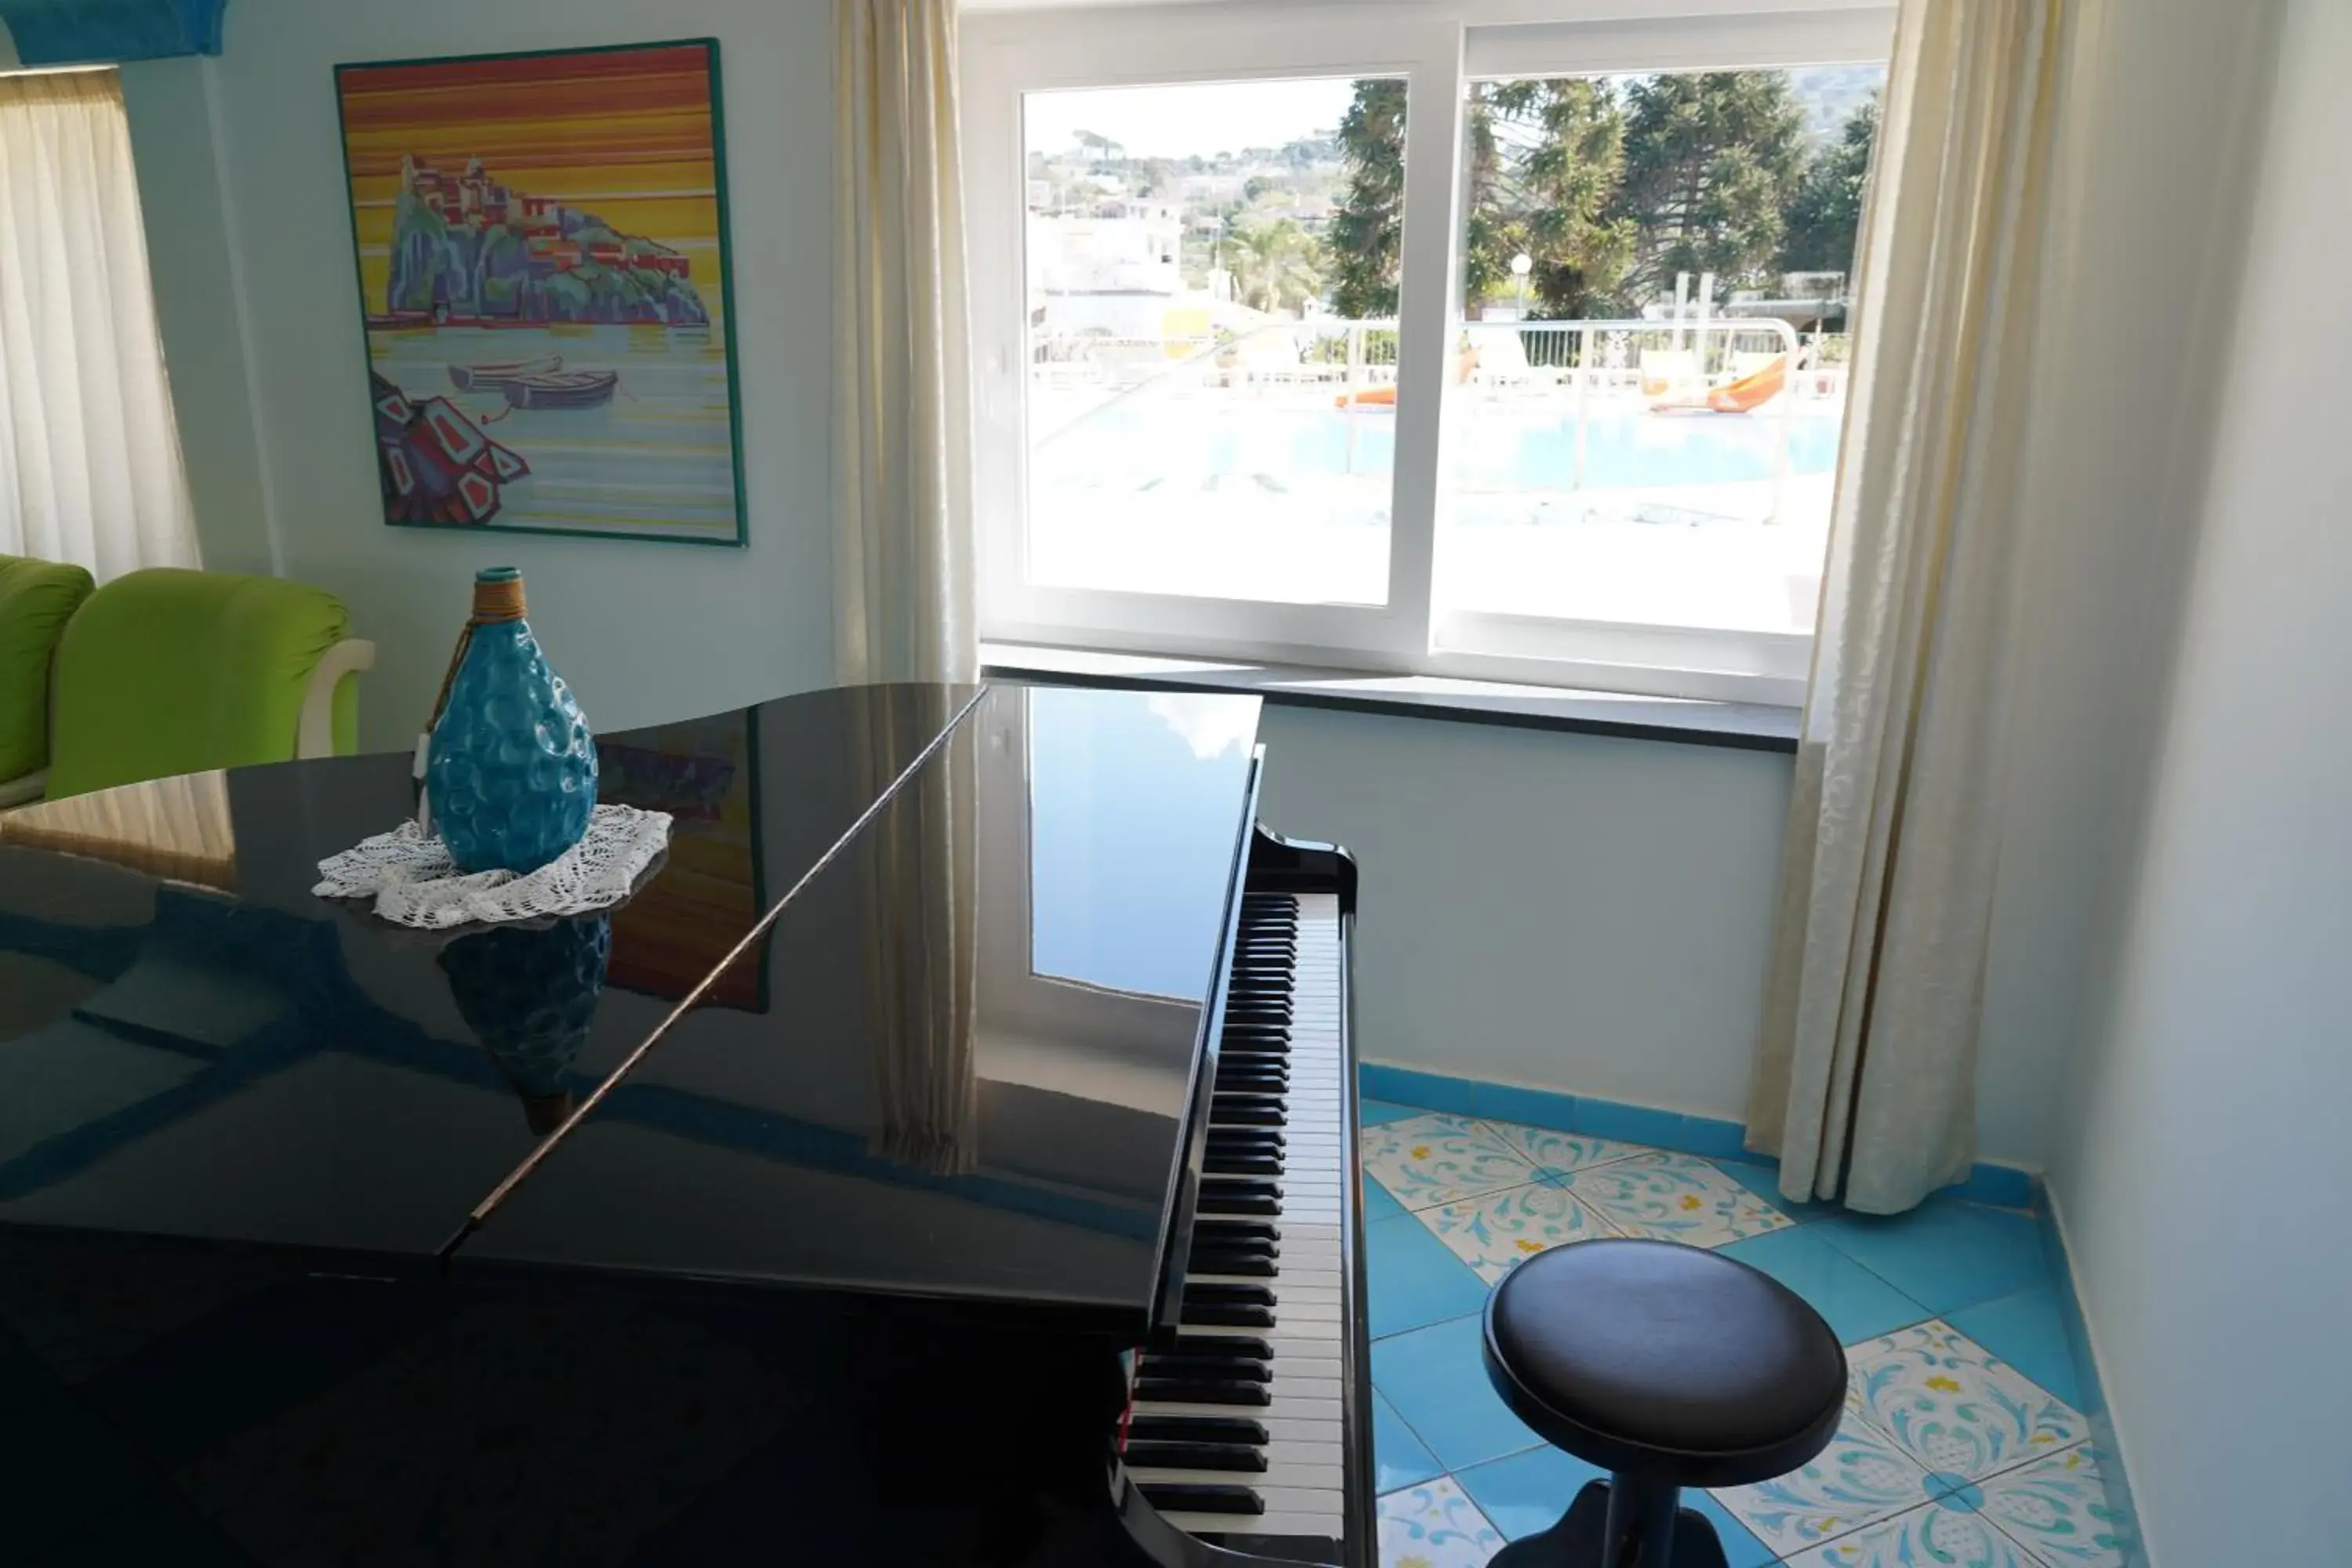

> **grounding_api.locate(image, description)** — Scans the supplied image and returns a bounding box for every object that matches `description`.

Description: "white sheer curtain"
[0,67,198,578]
[1747,0,2069,1213]
[833,0,977,687]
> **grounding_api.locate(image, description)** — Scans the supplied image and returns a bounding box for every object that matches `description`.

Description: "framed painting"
[335,40,747,546]
[600,710,768,1011]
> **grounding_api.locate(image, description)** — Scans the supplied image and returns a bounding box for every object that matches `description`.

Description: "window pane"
[1439,66,1885,636]
[1021,78,1404,605]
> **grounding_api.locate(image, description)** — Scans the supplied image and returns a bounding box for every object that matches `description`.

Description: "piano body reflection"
[0,682,1369,1566]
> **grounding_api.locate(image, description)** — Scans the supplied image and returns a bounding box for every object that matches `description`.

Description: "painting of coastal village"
[335,41,745,545]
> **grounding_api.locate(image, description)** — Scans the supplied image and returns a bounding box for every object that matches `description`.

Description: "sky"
[1025,78,1367,162]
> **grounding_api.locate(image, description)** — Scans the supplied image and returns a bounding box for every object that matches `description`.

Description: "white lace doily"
[313,804,673,930]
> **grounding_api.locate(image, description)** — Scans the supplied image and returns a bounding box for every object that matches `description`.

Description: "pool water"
[1037,401,1846,492]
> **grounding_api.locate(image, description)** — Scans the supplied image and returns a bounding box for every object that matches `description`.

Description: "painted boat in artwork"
[503,371,621,410]
[448,354,563,393]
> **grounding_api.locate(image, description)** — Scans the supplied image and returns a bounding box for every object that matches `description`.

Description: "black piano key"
[1142,1356,1271,1385]
[1181,1301,1277,1328]
[1168,1334,1273,1360]
[1189,1250,1276,1278]
[1185,1282,1276,1308]
[1127,1414,1269,1446]
[1197,1178,1281,1203]
[1134,1377,1271,1406]
[1139,1483,1265,1516]
[1123,1441,1267,1474]
[1196,1192,1279,1218]
[1209,1103,1284,1128]
[1193,1218,1279,1245]
[1201,1155,1282,1180]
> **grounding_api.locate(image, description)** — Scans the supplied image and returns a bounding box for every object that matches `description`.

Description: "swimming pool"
[1036,399,1847,493]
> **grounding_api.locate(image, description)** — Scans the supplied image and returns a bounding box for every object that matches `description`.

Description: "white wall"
[1973,0,2284,1174]
[118,0,839,749]
[2045,1,2346,1560]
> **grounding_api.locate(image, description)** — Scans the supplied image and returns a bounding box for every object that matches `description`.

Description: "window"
[967,8,1894,704]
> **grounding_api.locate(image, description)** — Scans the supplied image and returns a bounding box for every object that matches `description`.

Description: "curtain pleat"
[1748,0,2069,1213]
[833,0,976,687]
[0,67,198,578]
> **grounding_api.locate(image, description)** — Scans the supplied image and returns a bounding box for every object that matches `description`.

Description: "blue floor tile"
[1811,1198,2050,1316]
[1718,1226,1933,1345]
[1372,1313,1541,1472]
[1360,1099,1425,1128]
[1371,1390,1445,1494]
[1946,1285,2082,1408]
[1456,1448,1775,1568]
[1363,1177,1407,1222]
[1367,1213,1490,1339]
[1454,1445,1604,1539]
[1714,1156,1837,1221]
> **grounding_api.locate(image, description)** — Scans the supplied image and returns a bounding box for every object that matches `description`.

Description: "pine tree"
[1327,80,1407,319]
[1780,99,1878,275]
[1486,79,1636,319]
[1609,71,1806,307]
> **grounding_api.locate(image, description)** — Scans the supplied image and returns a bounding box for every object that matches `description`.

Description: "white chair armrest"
[0,769,47,811]
[296,639,377,760]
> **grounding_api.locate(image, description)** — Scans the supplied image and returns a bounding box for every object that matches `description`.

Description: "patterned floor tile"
[1708,1407,1937,1558]
[1556,1152,1794,1248]
[1846,1322,2085,1481]
[1361,1114,1537,1210]
[1414,1181,1619,1283]
[1779,1494,2039,1567]
[1377,1475,1504,1568]
[1363,1100,1428,1128]
[1976,1446,2129,1566]
[1476,1122,1649,1179]
[1947,1287,2082,1410]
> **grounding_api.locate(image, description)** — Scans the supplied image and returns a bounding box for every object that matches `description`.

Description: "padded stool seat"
[1481,1238,1846,1568]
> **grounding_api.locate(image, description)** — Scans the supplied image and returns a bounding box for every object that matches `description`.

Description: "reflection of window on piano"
[1022,685,1251,1000]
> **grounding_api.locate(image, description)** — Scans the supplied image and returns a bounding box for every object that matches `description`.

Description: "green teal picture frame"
[332,38,743,552]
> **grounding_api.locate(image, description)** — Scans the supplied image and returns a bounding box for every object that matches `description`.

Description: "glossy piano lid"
[0,683,978,1264]
[449,682,1266,1330]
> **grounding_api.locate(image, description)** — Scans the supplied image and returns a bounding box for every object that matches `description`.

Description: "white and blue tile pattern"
[1557,1150,1795,1248]
[1377,1476,1508,1568]
[1360,1092,2116,1568]
[1416,1181,1617,1284]
[1360,1113,1544,1210]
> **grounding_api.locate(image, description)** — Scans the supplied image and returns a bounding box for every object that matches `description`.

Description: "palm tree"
[1229,218,1324,316]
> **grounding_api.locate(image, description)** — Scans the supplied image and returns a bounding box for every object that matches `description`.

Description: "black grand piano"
[0,681,1369,1566]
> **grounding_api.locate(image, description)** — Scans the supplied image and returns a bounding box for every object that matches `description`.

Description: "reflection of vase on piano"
[438,914,612,1135]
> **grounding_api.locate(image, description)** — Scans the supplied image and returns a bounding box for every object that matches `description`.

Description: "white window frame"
[964,1,1896,706]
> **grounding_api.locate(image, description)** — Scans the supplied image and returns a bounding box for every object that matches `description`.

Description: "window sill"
[981,643,1801,755]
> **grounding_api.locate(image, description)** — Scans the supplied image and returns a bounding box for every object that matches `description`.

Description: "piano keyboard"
[1123,889,1357,1554]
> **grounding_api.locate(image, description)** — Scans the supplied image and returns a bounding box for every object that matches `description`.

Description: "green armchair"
[0,553,96,808]
[42,568,376,801]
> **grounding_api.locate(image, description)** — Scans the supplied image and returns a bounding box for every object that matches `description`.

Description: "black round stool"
[1481,1238,1846,1568]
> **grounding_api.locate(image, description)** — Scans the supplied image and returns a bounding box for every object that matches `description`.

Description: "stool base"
[1487,1479,1731,1568]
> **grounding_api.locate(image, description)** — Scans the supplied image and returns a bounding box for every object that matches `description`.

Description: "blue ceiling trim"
[1,0,226,67]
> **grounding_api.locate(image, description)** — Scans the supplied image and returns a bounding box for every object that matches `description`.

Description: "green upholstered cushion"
[0,554,96,782]
[45,568,352,800]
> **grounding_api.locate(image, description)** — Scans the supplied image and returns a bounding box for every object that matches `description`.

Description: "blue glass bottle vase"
[427,568,597,873]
